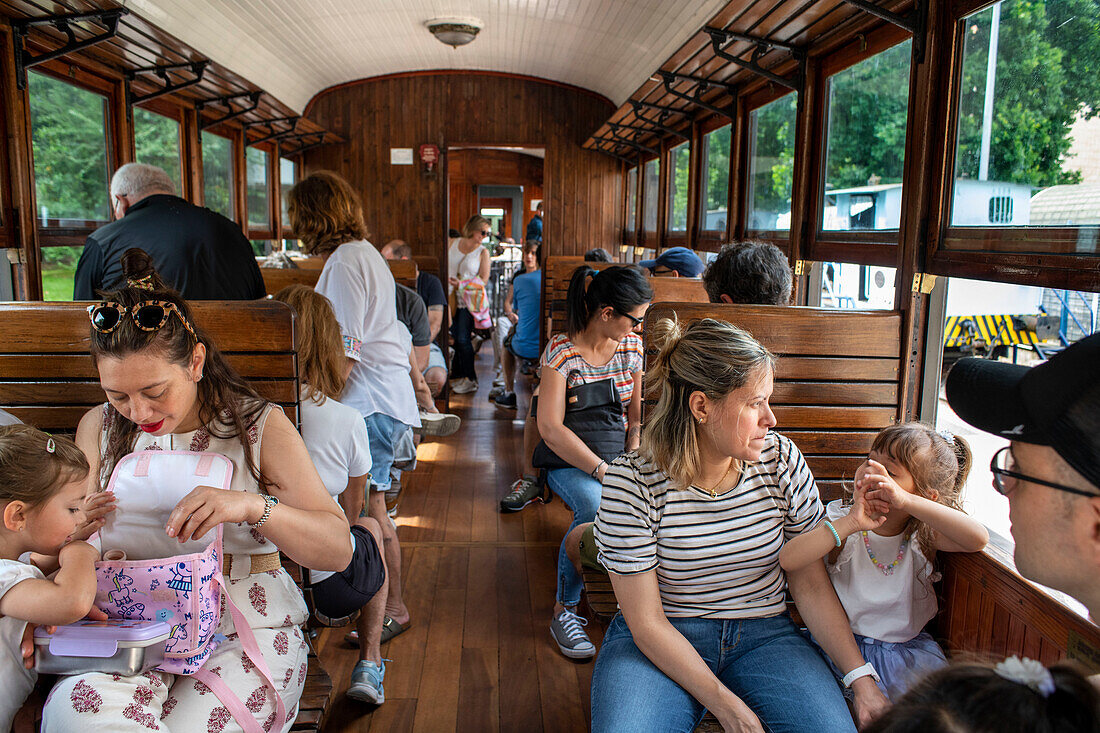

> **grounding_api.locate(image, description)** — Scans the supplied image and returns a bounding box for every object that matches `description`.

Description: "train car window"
[280,157,296,227]
[747,94,796,232]
[133,107,183,195]
[934,276,1099,548]
[949,0,1099,230]
[250,239,273,257]
[624,166,638,235]
[28,70,112,301]
[666,141,690,233]
[201,131,235,220]
[821,40,912,233]
[642,157,660,234]
[246,147,271,230]
[817,261,897,310]
[700,125,730,234]
[28,70,111,228]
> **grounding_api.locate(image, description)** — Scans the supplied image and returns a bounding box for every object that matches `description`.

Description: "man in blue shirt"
[493,241,541,411]
[525,202,543,242]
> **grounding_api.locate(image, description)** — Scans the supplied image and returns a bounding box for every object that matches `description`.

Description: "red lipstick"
[139,419,165,433]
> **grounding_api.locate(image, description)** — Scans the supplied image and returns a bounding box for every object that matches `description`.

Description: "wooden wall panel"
[447,148,544,235]
[302,72,621,266]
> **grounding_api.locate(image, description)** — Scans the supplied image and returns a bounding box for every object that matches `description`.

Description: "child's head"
[864,658,1100,733]
[857,422,973,557]
[272,284,345,403]
[0,425,90,554]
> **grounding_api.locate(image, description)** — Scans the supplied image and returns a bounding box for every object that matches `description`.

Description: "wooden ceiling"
[583,0,916,160]
[0,0,340,152]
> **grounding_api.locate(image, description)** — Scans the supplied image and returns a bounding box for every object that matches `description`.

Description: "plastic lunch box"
[34,619,172,676]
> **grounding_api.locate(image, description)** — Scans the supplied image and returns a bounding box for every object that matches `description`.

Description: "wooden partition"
[387,259,417,290]
[0,301,302,431]
[261,267,321,296]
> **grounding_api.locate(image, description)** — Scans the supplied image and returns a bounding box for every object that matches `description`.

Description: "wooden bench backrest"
[0,301,301,432]
[387,259,417,290]
[541,256,708,352]
[642,302,902,501]
[261,267,321,296]
[413,255,440,282]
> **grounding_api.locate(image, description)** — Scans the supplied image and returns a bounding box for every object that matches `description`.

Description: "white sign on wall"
[390,148,414,165]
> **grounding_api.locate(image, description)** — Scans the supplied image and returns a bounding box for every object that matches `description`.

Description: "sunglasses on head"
[87,300,198,340]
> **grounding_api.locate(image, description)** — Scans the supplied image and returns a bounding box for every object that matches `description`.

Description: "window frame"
[741,86,799,245]
[664,137,692,243]
[131,99,187,201]
[277,152,298,239]
[199,124,240,225]
[924,0,1100,290]
[696,114,734,249]
[639,153,661,246]
[28,59,122,248]
[622,163,639,247]
[245,141,276,240]
[804,25,915,268]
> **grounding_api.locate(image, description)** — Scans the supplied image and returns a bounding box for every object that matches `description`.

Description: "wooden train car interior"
[0,0,1096,730]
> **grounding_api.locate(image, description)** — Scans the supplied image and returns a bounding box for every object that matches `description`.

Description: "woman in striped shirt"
[540,265,652,660]
[591,318,889,732]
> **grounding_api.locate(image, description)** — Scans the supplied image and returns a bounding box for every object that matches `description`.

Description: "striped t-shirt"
[542,332,644,421]
[594,432,824,619]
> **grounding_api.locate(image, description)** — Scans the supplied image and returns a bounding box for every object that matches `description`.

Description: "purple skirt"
[811,631,948,701]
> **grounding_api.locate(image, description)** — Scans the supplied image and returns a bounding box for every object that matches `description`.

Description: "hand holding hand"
[166,486,265,543]
[858,459,912,512]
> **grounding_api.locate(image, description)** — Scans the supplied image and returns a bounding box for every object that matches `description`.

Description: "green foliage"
[625,167,638,230]
[246,147,270,228]
[956,0,1100,187]
[669,142,690,230]
[40,245,82,301]
[133,107,183,192]
[703,125,731,229]
[27,72,110,222]
[825,40,913,191]
[750,95,797,227]
[202,132,234,218]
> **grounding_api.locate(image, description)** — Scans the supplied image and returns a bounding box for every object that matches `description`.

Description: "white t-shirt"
[0,558,44,732]
[298,388,372,584]
[825,500,939,642]
[315,240,420,428]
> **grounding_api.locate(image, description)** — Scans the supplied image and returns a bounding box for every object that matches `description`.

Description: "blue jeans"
[591,613,855,733]
[449,307,476,380]
[546,467,602,607]
[363,412,411,493]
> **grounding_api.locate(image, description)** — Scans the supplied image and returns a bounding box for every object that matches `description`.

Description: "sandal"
[380,615,411,644]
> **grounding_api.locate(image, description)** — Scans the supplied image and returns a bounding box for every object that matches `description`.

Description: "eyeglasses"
[616,310,644,327]
[480,230,492,238]
[88,301,198,340]
[989,446,1097,499]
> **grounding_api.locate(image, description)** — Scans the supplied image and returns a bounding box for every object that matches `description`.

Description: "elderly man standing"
[946,333,1100,620]
[73,162,264,300]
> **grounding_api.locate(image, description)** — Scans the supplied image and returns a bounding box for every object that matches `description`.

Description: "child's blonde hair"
[0,425,89,509]
[864,422,973,561]
[273,284,346,403]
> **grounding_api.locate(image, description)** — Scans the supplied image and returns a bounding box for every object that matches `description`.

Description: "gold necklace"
[698,459,735,498]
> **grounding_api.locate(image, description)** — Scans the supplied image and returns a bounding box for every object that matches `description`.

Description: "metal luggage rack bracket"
[705,26,804,92]
[197,90,263,130]
[12,8,129,90]
[126,60,209,105]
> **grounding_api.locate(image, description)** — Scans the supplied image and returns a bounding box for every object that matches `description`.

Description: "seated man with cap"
[945,333,1100,621]
[638,246,704,278]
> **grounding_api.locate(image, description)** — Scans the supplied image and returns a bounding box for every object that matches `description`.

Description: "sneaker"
[385,476,401,516]
[493,391,517,411]
[414,411,461,437]
[487,385,505,401]
[346,660,385,705]
[550,608,595,660]
[492,374,505,388]
[451,378,478,394]
[500,475,544,512]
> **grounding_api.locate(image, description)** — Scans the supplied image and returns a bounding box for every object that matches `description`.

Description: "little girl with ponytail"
[780,422,990,700]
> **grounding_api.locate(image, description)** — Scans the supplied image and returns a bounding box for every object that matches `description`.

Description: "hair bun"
[119,248,168,291]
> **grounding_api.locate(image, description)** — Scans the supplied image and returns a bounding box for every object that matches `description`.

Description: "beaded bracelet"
[823,519,842,547]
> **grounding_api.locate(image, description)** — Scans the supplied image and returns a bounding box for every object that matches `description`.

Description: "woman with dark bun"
[590,317,888,732]
[539,265,651,660]
[43,249,352,732]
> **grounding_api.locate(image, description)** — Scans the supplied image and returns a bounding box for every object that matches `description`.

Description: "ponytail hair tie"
[127,275,155,291]
[994,656,1055,697]
[938,428,955,445]
[45,436,56,454]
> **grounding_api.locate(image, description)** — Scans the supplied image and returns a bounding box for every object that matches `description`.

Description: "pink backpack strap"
[192,573,288,732]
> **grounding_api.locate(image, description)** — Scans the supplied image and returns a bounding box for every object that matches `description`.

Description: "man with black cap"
[945,333,1100,621]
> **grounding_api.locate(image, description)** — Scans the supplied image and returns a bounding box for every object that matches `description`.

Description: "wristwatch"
[842,662,881,688]
[250,494,279,530]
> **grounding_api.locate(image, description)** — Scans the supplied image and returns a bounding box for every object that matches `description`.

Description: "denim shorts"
[364,412,411,492]
[425,342,446,372]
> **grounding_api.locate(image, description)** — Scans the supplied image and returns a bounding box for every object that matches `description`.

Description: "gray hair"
[110,163,175,199]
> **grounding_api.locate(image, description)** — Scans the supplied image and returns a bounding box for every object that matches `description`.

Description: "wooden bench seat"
[0,300,333,732]
[261,267,321,296]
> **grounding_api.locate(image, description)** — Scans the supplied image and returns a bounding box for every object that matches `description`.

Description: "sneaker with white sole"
[550,608,595,660]
[493,391,517,411]
[346,659,386,704]
[414,411,461,437]
[450,378,478,394]
[499,475,544,512]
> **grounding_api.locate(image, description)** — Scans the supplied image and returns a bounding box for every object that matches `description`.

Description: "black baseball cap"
[945,332,1100,491]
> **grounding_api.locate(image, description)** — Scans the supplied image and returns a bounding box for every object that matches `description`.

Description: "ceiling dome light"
[426,17,482,48]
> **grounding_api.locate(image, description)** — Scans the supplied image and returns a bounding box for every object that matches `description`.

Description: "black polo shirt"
[73,194,265,300]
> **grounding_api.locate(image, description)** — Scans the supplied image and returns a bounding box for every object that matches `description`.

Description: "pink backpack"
[97,450,286,733]
[458,278,492,328]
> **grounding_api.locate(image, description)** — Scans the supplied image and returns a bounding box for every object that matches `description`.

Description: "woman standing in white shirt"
[447,216,491,394]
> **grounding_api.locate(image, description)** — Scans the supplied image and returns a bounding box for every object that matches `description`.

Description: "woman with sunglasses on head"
[447,215,492,394]
[540,265,652,660]
[43,248,352,733]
